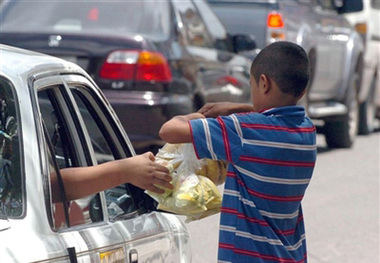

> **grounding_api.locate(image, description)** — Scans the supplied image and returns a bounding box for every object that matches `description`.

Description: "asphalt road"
[178,130,380,263]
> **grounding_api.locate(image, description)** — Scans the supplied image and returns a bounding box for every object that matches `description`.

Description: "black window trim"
[33,76,101,230]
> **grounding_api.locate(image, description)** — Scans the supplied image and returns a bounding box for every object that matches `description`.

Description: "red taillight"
[99,50,172,82]
[267,12,284,28]
[217,75,241,87]
[136,51,172,82]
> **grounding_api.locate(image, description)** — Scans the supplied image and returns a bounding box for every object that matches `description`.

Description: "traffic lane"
[304,131,380,263]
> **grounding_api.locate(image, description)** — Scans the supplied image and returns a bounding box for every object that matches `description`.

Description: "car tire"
[324,71,359,148]
[358,73,377,135]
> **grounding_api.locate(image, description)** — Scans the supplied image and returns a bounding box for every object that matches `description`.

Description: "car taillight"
[217,75,241,87]
[267,12,284,28]
[99,50,172,82]
[267,12,285,42]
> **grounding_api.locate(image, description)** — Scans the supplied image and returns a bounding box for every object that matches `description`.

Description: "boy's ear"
[259,74,271,94]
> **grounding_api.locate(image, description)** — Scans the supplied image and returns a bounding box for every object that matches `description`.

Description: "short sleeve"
[189,115,243,164]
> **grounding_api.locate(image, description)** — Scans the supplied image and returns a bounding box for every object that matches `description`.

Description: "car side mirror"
[232,34,257,53]
[335,0,363,14]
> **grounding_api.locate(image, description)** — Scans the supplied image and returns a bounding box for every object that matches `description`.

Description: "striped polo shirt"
[189,106,317,263]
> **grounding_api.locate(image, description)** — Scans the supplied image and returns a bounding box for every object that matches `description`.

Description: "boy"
[159,41,317,263]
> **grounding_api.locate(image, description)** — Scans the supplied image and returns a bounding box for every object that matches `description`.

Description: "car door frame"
[31,71,176,262]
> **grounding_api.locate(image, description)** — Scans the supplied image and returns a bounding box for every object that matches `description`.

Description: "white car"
[345,0,380,134]
[0,44,191,262]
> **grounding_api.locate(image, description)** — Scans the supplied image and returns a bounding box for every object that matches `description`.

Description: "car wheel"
[358,74,377,135]
[324,71,359,148]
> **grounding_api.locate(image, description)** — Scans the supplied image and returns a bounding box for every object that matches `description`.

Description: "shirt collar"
[260,106,305,117]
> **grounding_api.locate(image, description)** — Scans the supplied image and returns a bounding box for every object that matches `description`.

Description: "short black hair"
[250,41,310,97]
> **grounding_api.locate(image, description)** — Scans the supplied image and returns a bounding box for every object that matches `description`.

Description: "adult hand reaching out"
[54,152,173,203]
[125,152,173,194]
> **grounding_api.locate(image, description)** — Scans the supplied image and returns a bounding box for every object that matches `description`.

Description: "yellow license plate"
[100,248,125,263]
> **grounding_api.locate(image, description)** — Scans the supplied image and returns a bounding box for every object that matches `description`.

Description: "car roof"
[0,44,86,92]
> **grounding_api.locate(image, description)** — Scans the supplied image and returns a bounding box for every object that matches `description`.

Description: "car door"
[35,74,176,262]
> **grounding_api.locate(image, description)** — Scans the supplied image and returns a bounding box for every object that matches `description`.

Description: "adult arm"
[51,152,172,203]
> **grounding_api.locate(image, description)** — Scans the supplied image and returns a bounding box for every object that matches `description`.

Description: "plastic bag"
[146,143,227,222]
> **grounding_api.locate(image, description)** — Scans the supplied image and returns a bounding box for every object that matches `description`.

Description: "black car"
[0,0,256,152]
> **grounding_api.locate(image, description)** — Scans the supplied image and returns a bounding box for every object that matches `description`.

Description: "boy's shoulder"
[233,106,310,124]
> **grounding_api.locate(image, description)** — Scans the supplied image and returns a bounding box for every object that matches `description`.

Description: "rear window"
[0,77,23,218]
[372,0,380,9]
[0,0,170,38]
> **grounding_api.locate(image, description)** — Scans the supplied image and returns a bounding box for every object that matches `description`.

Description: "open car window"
[38,85,102,229]
[36,75,145,230]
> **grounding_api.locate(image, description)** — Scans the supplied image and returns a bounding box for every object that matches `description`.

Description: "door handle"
[129,249,138,263]
[67,247,78,263]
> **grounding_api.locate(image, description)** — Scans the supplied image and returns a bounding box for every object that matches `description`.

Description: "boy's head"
[250,41,310,98]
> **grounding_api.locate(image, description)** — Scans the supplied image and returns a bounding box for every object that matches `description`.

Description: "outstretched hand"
[198,102,253,118]
[126,152,173,194]
[198,102,230,118]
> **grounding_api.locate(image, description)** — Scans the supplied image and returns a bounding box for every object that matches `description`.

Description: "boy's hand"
[198,102,253,117]
[198,102,230,117]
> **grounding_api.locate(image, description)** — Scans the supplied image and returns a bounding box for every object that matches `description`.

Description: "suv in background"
[345,0,380,134]
[207,0,365,148]
[0,0,256,153]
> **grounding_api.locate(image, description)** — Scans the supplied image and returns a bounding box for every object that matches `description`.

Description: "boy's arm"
[198,102,254,118]
[159,112,205,144]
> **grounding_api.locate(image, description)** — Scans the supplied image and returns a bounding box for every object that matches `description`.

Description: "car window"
[1,0,170,39]
[0,77,23,218]
[38,80,142,228]
[173,0,212,47]
[372,0,380,9]
[68,85,139,219]
[193,0,232,51]
[318,0,335,10]
[38,86,102,230]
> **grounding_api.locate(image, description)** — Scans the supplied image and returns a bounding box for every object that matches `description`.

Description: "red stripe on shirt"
[234,174,303,202]
[246,188,303,202]
[188,121,201,159]
[227,171,236,178]
[221,207,270,227]
[227,171,303,201]
[221,207,302,236]
[219,243,307,263]
[241,123,316,133]
[217,117,233,163]
[240,156,315,167]
[276,214,304,236]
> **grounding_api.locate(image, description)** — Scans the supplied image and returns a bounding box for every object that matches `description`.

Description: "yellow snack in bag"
[196,159,228,186]
[146,143,226,222]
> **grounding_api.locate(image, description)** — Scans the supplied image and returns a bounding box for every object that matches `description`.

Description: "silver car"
[0,44,191,262]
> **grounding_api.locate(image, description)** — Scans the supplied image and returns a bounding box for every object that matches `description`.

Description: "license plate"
[99,248,125,263]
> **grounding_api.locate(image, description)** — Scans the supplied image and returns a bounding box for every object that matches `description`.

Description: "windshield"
[0,0,170,37]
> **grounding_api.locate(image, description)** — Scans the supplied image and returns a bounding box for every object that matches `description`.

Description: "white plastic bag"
[146,143,227,222]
